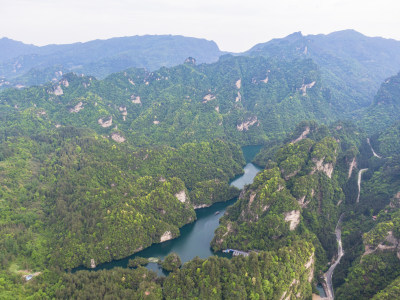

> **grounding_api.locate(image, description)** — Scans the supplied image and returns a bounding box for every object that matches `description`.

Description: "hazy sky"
[1,0,400,52]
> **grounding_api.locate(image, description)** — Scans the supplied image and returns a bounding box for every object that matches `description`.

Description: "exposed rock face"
[203,94,216,103]
[69,102,84,113]
[175,190,187,203]
[367,137,382,158]
[61,79,69,87]
[305,253,315,282]
[119,106,127,121]
[237,116,258,131]
[160,231,173,242]
[248,192,256,206]
[111,133,125,143]
[363,231,400,258]
[261,75,269,83]
[283,170,300,180]
[311,158,334,178]
[131,95,141,104]
[98,116,113,128]
[184,57,196,65]
[235,79,241,89]
[90,259,96,268]
[279,252,314,300]
[348,157,357,179]
[119,106,127,114]
[51,85,63,96]
[298,195,311,208]
[356,168,368,203]
[291,126,310,144]
[193,204,209,209]
[300,81,316,96]
[235,91,242,102]
[215,106,220,113]
[284,210,301,230]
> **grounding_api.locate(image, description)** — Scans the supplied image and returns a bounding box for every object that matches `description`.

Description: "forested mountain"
[332,120,400,299]
[0,55,337,147]
[0,125,245,270]
[1,30,400,299]
[244,30,400,112]
[359,72,400,134]
[212,122,362,278]
[0,35,222,88]
[0,38,38,62]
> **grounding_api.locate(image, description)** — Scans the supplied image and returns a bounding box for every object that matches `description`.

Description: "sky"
[1,0,400,52]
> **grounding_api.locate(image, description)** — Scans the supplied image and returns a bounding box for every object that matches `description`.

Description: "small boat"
[215,211,220,215]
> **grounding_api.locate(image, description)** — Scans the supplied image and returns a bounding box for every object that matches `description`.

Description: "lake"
[74,145,262,275]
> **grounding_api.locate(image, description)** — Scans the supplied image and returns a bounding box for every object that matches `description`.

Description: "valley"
[73,146,261,275]
[1,30,400,299]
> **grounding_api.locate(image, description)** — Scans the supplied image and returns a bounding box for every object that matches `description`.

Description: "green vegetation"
[0,55,336,147]
[1,31,400,298]
[160,253,182,272]
[245,30,400,114]
[335,251,400,299]
[0,125,245,273]
[190,180,239,208]
[359,72,400,134]
[212,123,360,280]
[371,275,400,299]
[128,257,149,268]
[163,240,314,300]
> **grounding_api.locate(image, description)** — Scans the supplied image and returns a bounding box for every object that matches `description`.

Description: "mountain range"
[1,29,400,299]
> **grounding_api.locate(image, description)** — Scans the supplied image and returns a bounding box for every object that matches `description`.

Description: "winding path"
[320,138,382,298]
[323,214,344,299]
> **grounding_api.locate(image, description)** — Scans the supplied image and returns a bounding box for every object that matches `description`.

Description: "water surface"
[74,146,262,275]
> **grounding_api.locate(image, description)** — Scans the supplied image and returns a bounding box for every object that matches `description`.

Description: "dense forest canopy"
[1,30,400,299]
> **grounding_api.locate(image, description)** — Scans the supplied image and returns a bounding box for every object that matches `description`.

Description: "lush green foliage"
[0,125,245,271]
[160,253,182,272]
[371,275,400,299]
[190,180,239,207]
[212,123,359,281]
[128,257,149,268]
[360,72,400,134]
[0,55,336,147]
[163,240,314,300]
[335,251,400,299]
[245,30,400,113]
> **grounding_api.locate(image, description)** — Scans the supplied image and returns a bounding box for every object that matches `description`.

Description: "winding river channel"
[75,146,262,275]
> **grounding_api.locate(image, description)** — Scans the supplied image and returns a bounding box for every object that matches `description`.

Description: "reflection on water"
[72,146,262,275]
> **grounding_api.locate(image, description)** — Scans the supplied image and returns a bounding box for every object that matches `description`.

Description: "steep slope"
[334,121,400,298]
[244,30,400,113]
[211,122,363,284]
[0,35,222,87]
[0,55,336,147]
[359,72,400,134]
[0,123,244,270]
[336,195,400,299]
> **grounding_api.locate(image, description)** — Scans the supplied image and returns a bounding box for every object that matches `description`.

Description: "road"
[323,214,344,299]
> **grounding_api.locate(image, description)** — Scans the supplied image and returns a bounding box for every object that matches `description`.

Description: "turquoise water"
[316,284,327,297]
[73,146,262,274]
